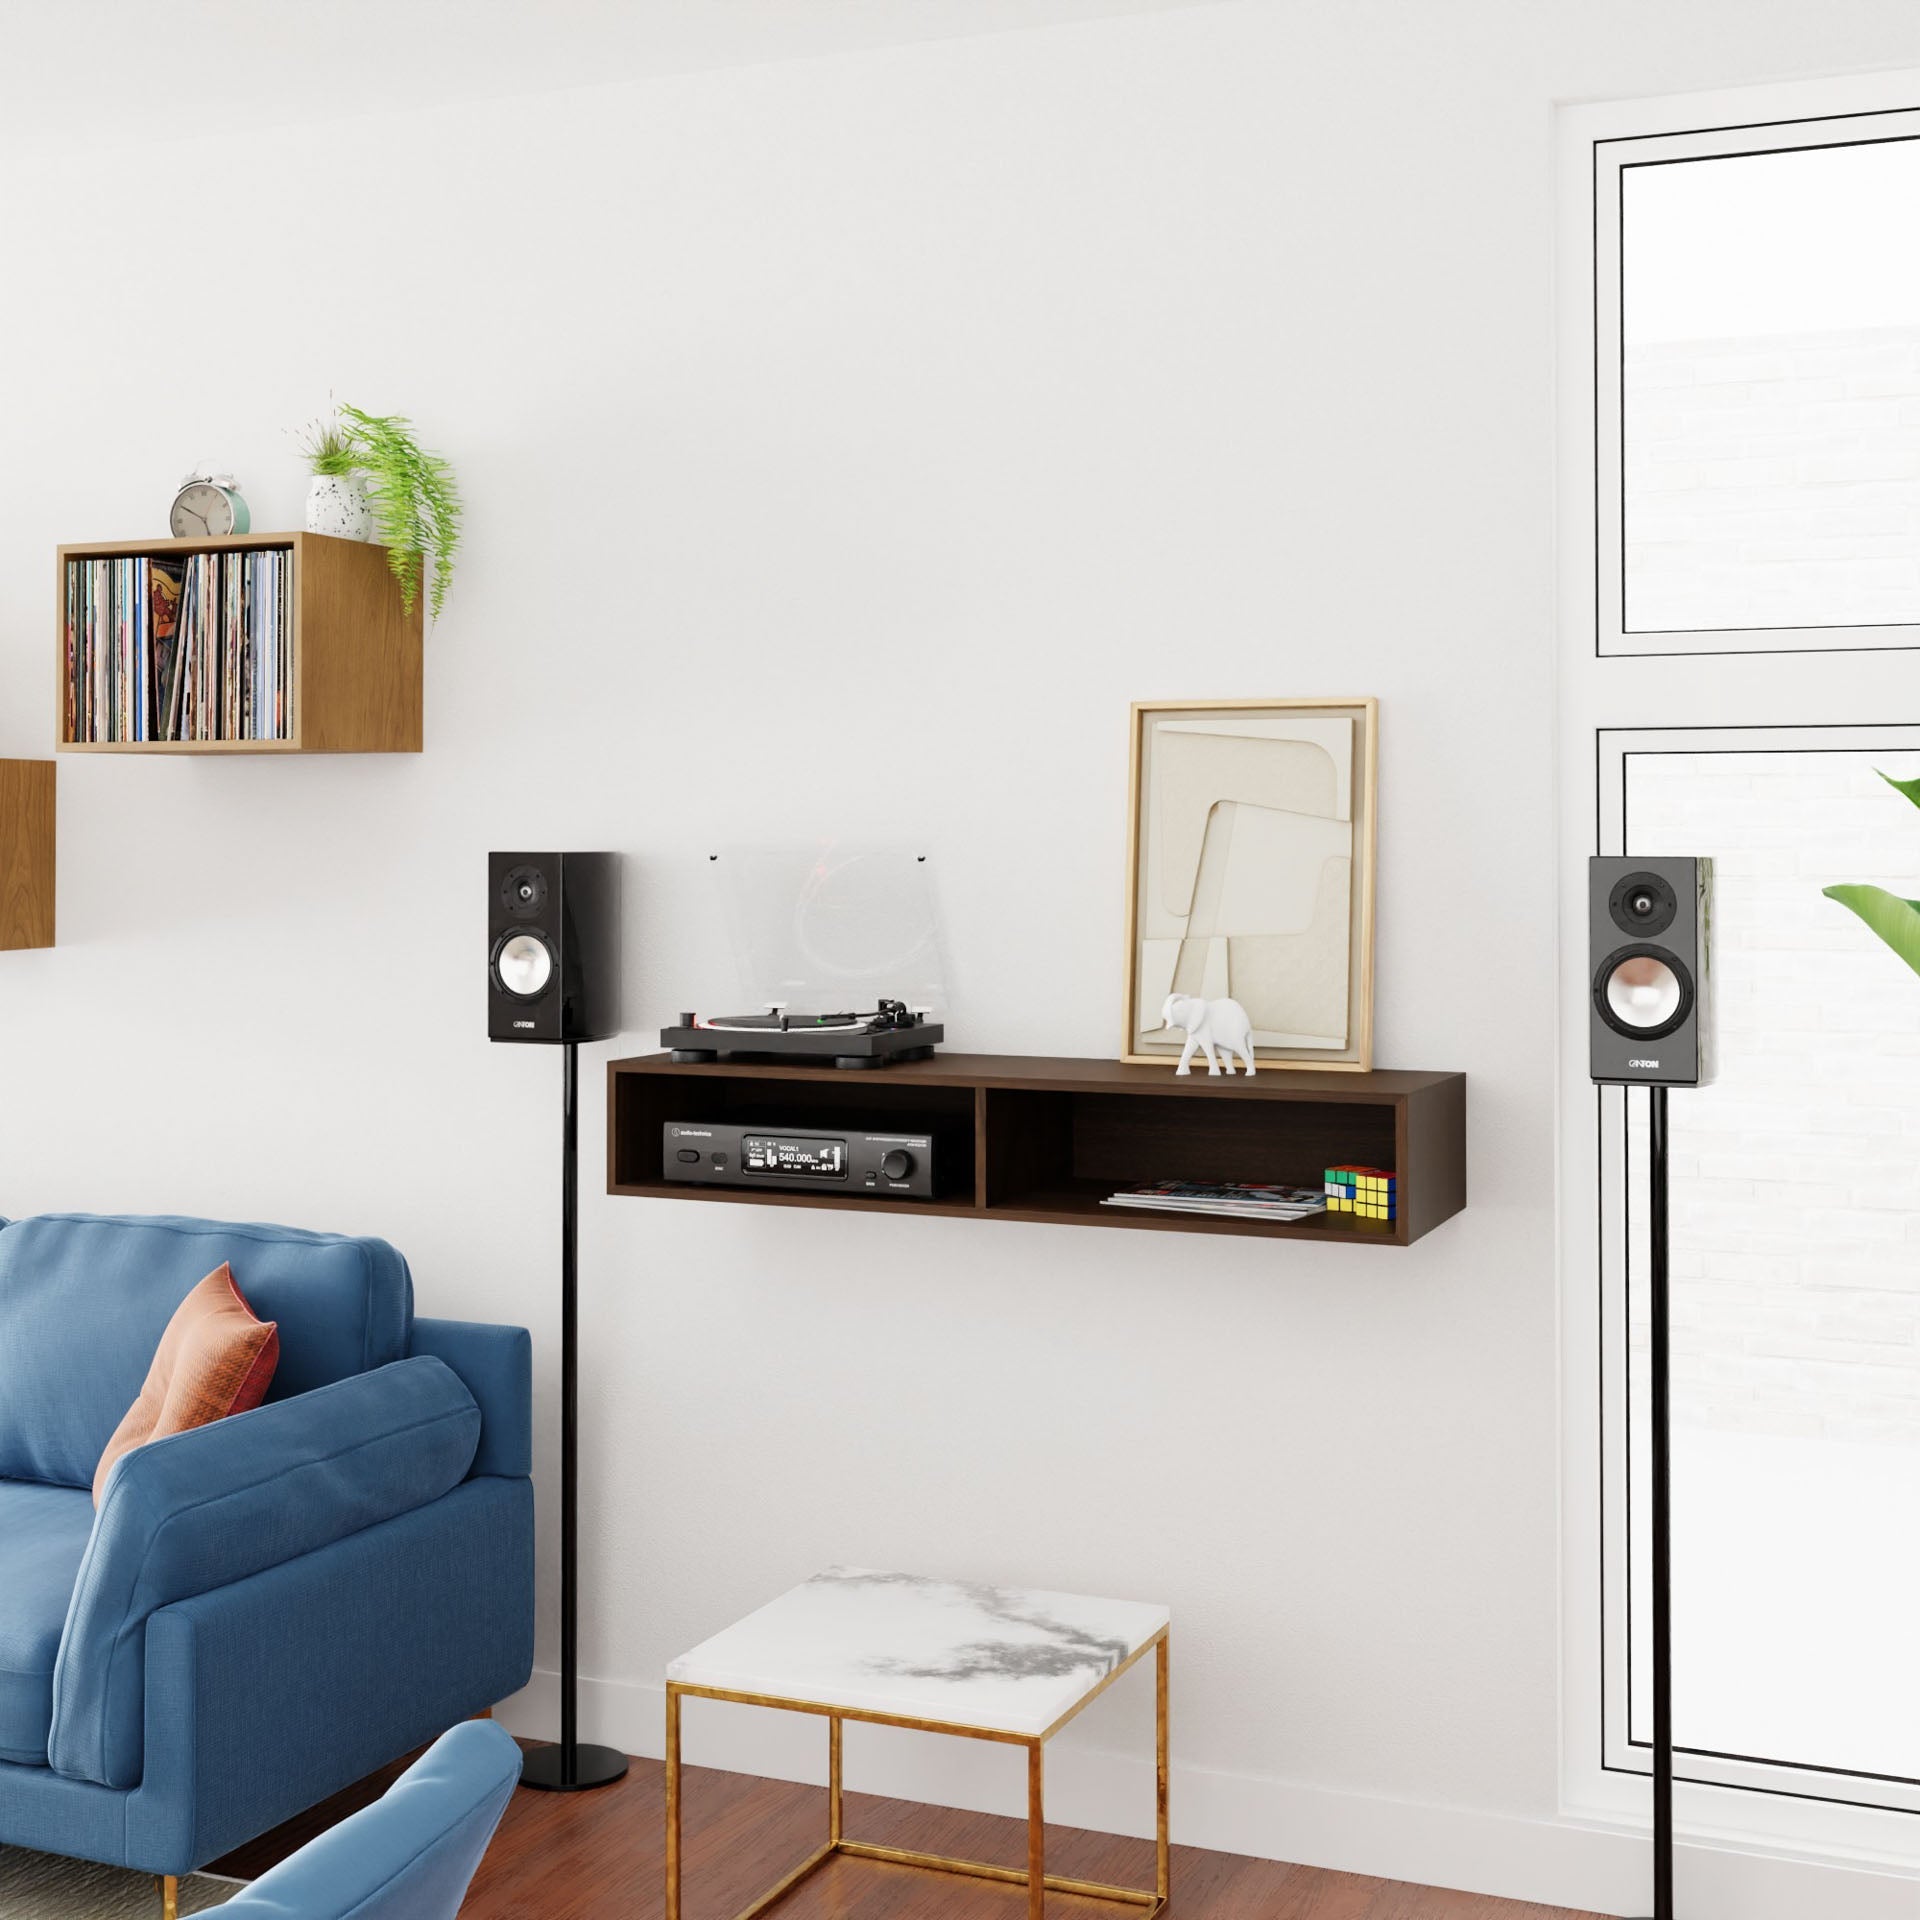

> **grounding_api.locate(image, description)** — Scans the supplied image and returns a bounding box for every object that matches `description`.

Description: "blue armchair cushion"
[0,1481,95,1766]
[0,1215,412,1490]
[220,1720,521,1920]
[51,1356,479,1790]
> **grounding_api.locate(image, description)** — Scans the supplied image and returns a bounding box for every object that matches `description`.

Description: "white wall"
[2,3,1918,1911]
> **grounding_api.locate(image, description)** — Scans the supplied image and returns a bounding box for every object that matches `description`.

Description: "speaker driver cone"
[494,930,556,999]
[1594,943,1693,1040]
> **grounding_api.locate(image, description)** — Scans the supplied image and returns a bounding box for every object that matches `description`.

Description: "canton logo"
[1628,1058,1660,1069]
[513,1020,536,1030]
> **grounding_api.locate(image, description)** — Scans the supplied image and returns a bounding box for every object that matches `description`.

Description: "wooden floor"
[214,1745,1617,1920]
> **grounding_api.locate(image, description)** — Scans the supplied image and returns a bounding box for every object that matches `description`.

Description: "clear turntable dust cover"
[713,845,949,1019]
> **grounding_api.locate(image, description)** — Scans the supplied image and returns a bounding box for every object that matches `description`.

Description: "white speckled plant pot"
[305,472,374,541]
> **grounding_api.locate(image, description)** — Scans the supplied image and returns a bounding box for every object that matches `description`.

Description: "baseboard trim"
[496,1669,1920,1918]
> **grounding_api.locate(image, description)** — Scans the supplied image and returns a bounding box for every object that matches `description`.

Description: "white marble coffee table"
[664,1567,1171,1920]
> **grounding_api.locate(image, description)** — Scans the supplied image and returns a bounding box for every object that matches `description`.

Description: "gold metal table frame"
[665,1625,1169,1920]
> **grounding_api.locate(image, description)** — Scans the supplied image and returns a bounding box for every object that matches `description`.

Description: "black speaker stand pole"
[521,1041,629,1793]
[1633,1082,1675,1919]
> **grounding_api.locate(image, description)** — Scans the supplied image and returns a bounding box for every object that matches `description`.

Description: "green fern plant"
[336,405,461,622]
[1823,770,1920,977]
[304,405,462,622]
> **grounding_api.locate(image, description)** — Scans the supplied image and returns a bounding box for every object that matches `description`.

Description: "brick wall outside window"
[1624,326,1920,632]
[1629,750,1920,1443]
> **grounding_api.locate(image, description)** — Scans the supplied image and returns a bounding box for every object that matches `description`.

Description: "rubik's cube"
[1325,1165,1396,1222]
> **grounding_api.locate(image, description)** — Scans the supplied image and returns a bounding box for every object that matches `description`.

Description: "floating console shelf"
[608,1052,1466,1245]
[0,760,55,950]
[56,532,422,755]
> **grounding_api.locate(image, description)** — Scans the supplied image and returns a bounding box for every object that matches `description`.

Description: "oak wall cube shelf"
[0,760,55,950]
[56,533,422,755]
[608,1052,1467,1245]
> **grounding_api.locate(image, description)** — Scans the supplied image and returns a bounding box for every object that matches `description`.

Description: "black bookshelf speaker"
[1589,855,1712,1088]
[488,852,619,1044]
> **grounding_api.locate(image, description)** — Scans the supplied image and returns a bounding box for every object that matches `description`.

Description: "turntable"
[662,998,941,1069]
[666,846,948,1069]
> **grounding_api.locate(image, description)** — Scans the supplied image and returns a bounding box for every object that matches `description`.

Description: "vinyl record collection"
[63,548,293,744]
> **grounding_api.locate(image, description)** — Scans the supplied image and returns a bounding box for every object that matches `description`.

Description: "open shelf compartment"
[983,1087,1403,1240]
[610,1063,979,1209]
[56,532,422,755]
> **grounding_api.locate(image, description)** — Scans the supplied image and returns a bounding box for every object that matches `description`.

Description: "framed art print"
[1124,698,1378,1071]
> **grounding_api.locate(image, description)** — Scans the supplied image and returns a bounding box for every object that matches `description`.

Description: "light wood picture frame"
[1123,698,1378,1072]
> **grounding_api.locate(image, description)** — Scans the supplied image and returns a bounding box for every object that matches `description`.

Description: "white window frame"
[1593,102,1920,657]
[1559,68,1920,1874]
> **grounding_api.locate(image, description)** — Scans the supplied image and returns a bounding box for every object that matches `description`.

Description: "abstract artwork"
[1125,699,1377,1070]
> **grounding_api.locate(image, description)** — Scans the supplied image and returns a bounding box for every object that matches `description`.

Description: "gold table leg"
[664,1684,682,1920]
[828,1716,843,1846]
[1027,1741,1046,1920]
[668,1633,1169,1920]
[1156,1632,1171,1903]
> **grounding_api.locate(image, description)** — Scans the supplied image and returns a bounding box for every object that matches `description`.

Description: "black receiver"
[663,1122,933,1199]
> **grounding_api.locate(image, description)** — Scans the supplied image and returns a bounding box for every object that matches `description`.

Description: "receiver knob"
[880,1148,915,1181]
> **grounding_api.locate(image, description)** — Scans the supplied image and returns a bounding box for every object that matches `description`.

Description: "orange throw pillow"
[92,1264,280,1506]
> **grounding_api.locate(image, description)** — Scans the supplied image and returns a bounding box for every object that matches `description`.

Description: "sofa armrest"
[51,1356,480,1790]
[126,1477,533,1876]
[408,1318,530,1479]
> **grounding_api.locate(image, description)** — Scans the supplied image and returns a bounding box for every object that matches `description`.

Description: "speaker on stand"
[489,851,628,1792]
[1589,855,1712,1920]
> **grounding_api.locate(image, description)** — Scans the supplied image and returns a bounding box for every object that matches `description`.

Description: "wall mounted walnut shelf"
[56,533,422,755]
[608,1052,1466,1245]
[0,760,55,950]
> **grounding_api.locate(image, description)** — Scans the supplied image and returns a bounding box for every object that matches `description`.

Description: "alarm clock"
[169,473,250,539]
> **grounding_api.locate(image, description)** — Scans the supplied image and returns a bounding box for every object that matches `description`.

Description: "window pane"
[1622,140,1920,634]
[1626,749,1920,1781]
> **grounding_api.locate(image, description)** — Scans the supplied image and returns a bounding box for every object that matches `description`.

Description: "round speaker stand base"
[519,1741,630,1793]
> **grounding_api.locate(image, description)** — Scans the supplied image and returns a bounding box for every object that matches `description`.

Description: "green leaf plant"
[1823,770,1920,980]
[300,405,462,622]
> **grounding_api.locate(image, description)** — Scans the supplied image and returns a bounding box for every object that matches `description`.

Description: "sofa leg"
[158,1875,179,1920]
[471,1706,493,1720]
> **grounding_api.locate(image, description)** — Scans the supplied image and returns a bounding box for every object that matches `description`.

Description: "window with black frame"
[1580,99,1920,1831]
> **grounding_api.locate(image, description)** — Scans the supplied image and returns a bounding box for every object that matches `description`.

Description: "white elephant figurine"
[1161,993,1257,1076]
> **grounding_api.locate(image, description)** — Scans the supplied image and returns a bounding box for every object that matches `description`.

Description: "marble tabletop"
[666,1567,1169,1738]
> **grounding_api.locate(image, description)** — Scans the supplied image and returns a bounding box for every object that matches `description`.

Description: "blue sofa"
[0,1214,534,1885]
[221,1720,521,1920]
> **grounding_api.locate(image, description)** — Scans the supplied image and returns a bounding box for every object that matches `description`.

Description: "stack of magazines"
[64,549,292,745]
[1101,1181,1328,1222]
